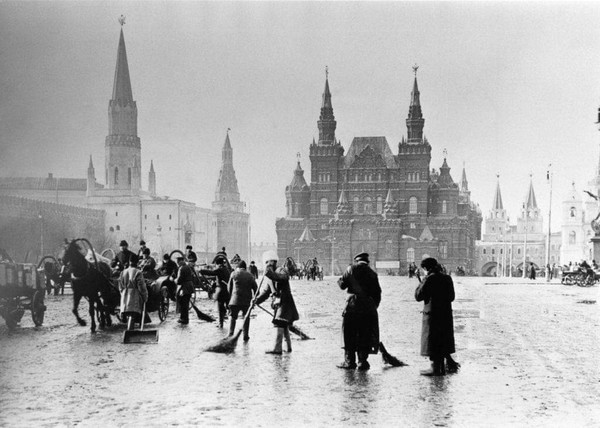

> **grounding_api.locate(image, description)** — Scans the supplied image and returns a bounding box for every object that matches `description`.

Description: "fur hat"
[353,252,369,263]
[139,240,146,246]
[262,250,279,264]
[119,240,129,247]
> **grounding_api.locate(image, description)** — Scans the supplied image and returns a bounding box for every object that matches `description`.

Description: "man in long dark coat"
[415,257,458,376]
[200,255,232,328]
[337,252,381,371]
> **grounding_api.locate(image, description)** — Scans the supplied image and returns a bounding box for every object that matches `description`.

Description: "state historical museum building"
[276,70,482,275]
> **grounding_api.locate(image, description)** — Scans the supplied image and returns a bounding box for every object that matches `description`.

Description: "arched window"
[353,196,360,213]
[114,167,119,185]
[109,226,114,232]
[385,239,393,256]
[409,197,418,214]
[569,231,576,245]
[376,196,383,214]
[364,197,372,214]
[570,207,576,217]
[407,248,415,263]
[442,200,447,214]
[116,225,120,231]
[320,198,328,215]
[128,168,132,185]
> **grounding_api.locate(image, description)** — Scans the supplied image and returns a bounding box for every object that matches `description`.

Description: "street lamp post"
[38,212,44,257]
[522,203,529,279]
[545,165,553,283]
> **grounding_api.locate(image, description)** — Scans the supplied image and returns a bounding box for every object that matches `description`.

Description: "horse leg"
[72,292,86,326]
[89,298,97,333]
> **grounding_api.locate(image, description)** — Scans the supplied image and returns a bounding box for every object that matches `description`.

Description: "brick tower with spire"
[212,130,249,259]
[105,24,141,192]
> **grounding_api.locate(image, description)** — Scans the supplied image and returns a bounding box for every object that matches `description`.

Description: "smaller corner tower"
[484,174,509,239]
[285,154,311,218]
[517,175,543,235]
[87,155,96,197]
[148,160,156,197]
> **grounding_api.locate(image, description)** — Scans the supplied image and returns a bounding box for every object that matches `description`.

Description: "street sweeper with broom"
[337,252,381,371]
[253,250,299,354]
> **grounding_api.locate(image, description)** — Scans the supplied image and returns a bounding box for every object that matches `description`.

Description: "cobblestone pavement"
[1,276,599,427]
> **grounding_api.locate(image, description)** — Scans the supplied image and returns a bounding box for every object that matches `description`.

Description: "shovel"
[123,302,159,344]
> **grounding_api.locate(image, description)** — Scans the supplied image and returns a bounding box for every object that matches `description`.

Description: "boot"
[242,316,250,341]
[420,359,445,376]
[337,351,357,369]
[357,351,370,371]
[228,318,237,337]
[446,356,461,374]
[283,327,292,352]
[266,327,284,354]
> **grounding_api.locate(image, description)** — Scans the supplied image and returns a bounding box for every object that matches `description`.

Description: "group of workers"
[109,239,457,375]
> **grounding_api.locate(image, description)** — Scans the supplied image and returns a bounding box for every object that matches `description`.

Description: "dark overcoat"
[112,249,139,270]
[200,265,231,303]
[227,268,258,307]
[255,267,299,326]
[338,262,381,354]
[415,272,456,357]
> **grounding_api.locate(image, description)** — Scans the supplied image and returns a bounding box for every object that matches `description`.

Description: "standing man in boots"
[175,256,194,324]
[415,257,458,376]
[200,255,232,328]
[227,260,258,341]
[337,252,381,371]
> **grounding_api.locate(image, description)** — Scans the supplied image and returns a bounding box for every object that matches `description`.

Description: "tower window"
[353,196,360,213]
[570,207,576,217]
[376,196,383,214]
[407,248,415,263]
[115,211,118,217]
[409,197,418,214]
[364,197,372,214]
[569,231,576,245]
[128,168,132,185]
[169,214,172,220]
[157,214,160,220]
[442,200,447,214]
[116,225,120,231]
[114,167,119,185]
[320,198,328,215]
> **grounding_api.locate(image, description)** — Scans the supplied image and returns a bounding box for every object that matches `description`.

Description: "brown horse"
[61,240,118,333]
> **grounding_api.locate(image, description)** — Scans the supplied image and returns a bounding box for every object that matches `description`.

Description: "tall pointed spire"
[493,175,503,210]
[406,65,425,144]
[214,130,240,203]
[317,66,337,145]
[88,155,94,170]
[112,28,134,105]
[382,188,399,219]
[525,176,538,210]
[460,163,469,192]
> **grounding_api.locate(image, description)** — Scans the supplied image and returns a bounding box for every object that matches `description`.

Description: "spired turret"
[382,189,399,219]
[285,158,311,218]
[87,155,96,197]
[333,188,352,220]
[148,160,156,197]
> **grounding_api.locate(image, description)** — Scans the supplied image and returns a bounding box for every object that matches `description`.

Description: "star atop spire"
[118,15,126,26]
[412,63,419,76]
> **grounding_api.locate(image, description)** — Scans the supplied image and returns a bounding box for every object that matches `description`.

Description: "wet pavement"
[1,276,599,427]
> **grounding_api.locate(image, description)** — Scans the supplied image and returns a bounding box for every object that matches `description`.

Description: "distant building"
[0,25,249,260]
[276,70,482,274]
[476,176,550,276]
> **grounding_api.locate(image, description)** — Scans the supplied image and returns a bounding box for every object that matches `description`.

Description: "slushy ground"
[1,276,599,427]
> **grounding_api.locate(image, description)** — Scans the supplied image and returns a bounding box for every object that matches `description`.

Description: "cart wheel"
[31,290,46,327]
[158,287,169,322]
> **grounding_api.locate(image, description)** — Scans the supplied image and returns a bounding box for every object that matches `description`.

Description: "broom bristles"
[205,330,242,353]
[379,342,407,367]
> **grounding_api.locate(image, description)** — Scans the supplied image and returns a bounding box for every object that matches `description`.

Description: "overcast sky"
[1,2,600,243]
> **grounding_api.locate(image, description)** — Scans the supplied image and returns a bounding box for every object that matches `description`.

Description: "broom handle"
[141,302,146,332]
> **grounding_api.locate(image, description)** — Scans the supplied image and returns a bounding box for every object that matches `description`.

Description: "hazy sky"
[1,2,600,243]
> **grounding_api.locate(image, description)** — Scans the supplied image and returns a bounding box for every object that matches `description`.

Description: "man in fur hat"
[337,252,381,370]
[111,240,139,272]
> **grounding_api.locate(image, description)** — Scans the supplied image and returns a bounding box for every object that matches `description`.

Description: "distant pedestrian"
[227,260,258,341]
[337,252,381,371]
[175,256,194,325]
[415,257,458,376]
[529,262,536,280]
[185,245,197,265]
[249,261,259,279]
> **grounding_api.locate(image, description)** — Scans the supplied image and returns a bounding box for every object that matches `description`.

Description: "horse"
[61,239,119,333]
[284,257,303,280]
